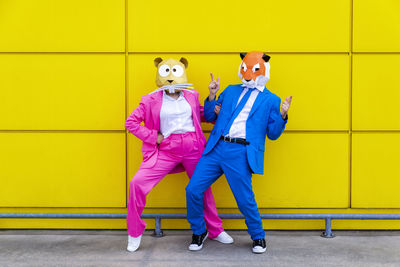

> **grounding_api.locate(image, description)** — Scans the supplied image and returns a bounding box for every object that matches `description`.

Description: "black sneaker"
[252,238,267,253]
[188,231,208,251]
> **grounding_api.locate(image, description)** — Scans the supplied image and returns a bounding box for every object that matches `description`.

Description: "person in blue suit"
[186,51,292,253]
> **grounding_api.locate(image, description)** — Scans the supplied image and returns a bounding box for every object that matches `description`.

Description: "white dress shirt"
[160,91,195,138]
[227,85,264,139]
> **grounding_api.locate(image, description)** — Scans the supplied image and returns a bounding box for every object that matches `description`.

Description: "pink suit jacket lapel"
[183,91,200,127]
[149,90,163,131]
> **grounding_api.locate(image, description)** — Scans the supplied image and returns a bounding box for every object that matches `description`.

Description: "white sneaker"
[211,231,234,244]
[127,234,142,252]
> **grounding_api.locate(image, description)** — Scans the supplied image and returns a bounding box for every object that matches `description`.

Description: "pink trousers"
[127,132,224,238]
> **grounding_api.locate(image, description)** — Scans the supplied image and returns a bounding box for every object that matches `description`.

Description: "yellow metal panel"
[352,133,400,208]
[128,54,349,131]
[127,133,349,208]
[128,0,350,52]
[353,0,400,52]
[0,0,124,52]
[269,54,349,131]
[0,132,126,207]
[352,54,400,130]
[1,0,399,231]
[0,54,125,130]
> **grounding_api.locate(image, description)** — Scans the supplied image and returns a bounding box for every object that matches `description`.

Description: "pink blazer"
[125,90,207,174]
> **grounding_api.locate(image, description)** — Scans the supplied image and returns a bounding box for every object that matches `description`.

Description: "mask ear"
[180,57,188,68]
[154,57,163,67]
[262,54,271,62]
[240,53,247,60]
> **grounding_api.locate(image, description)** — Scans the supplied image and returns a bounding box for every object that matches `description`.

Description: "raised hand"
[280,96,292,120]
[208,72,220,100]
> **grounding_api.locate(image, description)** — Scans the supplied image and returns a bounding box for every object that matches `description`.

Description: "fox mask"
[238,51,271,89]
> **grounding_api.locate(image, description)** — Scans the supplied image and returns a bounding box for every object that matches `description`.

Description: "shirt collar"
[163,90,184,100]
[242,84,265,92]
[255,85,265,92]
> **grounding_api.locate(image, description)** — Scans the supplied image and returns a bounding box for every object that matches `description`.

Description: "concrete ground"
[1,230,400,267]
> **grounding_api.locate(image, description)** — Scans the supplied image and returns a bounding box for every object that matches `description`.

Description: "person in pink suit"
[125,57,233,252]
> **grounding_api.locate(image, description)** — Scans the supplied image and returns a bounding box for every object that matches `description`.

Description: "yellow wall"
[1,0,400,230]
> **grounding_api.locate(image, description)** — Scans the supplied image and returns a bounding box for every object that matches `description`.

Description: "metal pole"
[2,212,400,239]
[153,217,164,237]
[321,217,335,238]
[1,213,400,220]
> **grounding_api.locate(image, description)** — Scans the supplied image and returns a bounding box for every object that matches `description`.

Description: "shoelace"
[253,239,266,248]
[151,83,194,94]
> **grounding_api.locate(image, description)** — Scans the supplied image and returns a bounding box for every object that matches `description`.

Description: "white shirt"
[227,86,264,139]
[160,91,195,138]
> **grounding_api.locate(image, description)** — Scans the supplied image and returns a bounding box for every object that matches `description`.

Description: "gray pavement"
[0,230,400,267]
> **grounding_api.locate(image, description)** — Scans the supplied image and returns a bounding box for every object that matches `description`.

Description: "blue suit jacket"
[204,84,288,174]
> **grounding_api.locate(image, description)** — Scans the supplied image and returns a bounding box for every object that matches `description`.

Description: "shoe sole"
[252,246,267,254]
[189,233,208,251]
[127,245,139,252]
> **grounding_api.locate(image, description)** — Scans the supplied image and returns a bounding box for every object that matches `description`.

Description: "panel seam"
[349,0,354,209]
[124,0,129,209]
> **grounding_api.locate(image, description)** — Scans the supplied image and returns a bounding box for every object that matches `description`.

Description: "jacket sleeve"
[125,97,158,145]
[266,97,288,140]
[204,88,226,122]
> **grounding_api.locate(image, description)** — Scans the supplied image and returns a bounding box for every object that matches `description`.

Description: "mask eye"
[252,63,260,73]
[171,65,184,77]
[242,62,247,72]
[158,64,170,77]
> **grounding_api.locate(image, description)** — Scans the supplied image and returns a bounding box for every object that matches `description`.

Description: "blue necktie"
[223,88,254,136]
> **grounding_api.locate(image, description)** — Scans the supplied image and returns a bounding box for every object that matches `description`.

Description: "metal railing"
[1,213,400,238]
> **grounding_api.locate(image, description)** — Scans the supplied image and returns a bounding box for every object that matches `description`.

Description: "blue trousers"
[186,140,265,240]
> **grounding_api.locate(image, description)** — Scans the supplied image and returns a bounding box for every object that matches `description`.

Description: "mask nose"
[167,80,174,83]
[245,79,251,82]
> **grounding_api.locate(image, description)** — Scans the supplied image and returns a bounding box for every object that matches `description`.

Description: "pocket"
[192,138,200,151]
[158,136,171,150]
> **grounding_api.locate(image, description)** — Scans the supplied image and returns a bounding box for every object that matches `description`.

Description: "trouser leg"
[127,151,177,237]
[221,142,265,240]
[185,144,224,235]
[182,152,224,239]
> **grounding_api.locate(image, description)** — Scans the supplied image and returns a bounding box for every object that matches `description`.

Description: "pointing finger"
[287,96,293,104]
[210,72,215,81]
